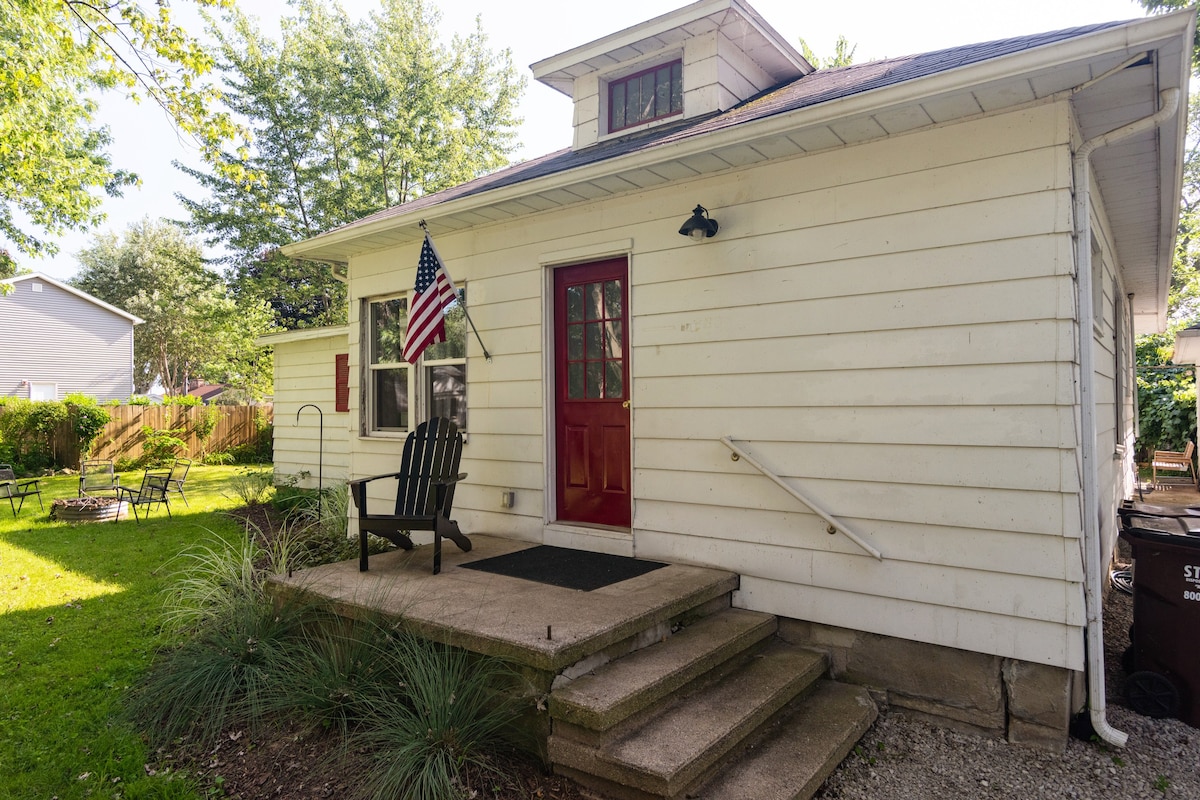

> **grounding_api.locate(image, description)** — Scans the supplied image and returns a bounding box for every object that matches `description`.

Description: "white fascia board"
[285,11,1193,263]
[255,325,350,348]
[2,272,145,324]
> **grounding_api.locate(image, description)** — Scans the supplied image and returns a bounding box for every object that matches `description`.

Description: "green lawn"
[0,466,259,800]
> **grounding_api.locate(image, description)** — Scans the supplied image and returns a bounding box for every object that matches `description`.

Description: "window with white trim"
[366,296,410,433]
[364,290,467,435]
[608,60,682,133]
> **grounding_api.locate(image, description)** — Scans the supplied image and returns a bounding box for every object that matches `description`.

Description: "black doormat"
[461,545,667,591]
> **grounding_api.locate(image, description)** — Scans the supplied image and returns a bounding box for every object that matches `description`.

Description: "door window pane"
[605,320,622,359]
[586,361,604,398]
[568,363,584,399]
[586,322,603,360]
[567,285,584,322]
[605,361,624,399]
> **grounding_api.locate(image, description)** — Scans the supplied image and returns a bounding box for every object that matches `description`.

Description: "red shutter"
[334,353,349,412]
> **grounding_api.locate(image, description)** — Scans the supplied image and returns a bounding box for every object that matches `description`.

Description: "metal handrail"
[720,436,883,561]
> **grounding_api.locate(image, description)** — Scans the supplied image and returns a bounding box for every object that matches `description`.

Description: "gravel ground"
[817,493,1200,800]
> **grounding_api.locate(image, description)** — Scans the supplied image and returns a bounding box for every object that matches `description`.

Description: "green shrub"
[202,450,235,465]
[279,483,357,568]
[226,466,274,506]
[162,394,204,407]
[128,395,155,406]
[193,405,222,457]
[0,398,66,473]
[140,424,186,467]
[64,393,112,458]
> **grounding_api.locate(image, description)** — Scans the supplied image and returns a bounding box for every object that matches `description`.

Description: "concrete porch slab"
[269,535,739,673]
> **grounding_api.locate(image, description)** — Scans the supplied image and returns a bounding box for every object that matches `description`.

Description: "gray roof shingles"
[327,19,1129,235]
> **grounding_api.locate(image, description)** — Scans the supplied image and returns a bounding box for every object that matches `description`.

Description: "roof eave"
[1,272,145,325]
[284,12,1194,271]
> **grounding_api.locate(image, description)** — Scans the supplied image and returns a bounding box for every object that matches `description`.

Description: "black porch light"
[678,204,719,240]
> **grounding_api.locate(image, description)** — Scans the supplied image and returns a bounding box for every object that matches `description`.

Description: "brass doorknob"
[622,400,631,409]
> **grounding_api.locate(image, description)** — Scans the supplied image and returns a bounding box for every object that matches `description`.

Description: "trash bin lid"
[1119,501,1200,519]
[1121,514,1200,544]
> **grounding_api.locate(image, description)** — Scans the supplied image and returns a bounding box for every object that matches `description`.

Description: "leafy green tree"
[72,218,276,398]
[1136,332,1196,454]
[1137,1,1200,70]
[799,35,857,69]
[0,0,239,259]
[178,0,525,330]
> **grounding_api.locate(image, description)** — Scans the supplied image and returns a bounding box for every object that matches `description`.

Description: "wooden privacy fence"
[52,405,273,465]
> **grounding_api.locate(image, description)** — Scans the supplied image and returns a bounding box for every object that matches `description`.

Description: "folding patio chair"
[116,471,172,522]
[0,464,43,517]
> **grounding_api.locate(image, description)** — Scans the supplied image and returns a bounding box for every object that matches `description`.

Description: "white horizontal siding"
[0,280,134,400]
[341,102,1099,668]
[272,333,350,488]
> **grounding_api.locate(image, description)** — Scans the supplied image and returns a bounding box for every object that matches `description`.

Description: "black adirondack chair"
[350,417,471,574]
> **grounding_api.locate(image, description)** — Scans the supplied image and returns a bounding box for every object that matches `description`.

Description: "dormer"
[531,0,812,150]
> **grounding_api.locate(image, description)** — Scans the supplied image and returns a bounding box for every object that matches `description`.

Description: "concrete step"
[549,641,825,799]
[549,608,778,732]
[690,680,878,800]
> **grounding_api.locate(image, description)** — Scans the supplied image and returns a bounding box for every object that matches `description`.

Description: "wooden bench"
[0,464,43,517]
[350,417,471,574]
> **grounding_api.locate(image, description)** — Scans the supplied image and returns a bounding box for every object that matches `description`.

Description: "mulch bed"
[158,503,594,800]
[150,719,590,800]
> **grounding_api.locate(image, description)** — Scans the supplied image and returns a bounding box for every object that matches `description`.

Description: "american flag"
[402,233,459,364]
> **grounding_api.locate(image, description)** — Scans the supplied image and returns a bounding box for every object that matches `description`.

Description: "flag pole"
[419,221,492,363]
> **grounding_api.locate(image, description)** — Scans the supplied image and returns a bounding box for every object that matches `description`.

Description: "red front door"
[554,259,631,527]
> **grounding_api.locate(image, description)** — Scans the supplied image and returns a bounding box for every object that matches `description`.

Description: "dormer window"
[608,60,682,133]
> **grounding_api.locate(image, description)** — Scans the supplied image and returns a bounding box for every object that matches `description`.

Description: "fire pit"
[50,496,128,523]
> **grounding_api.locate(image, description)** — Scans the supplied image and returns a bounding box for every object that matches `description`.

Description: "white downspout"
[1075,86,1180,749]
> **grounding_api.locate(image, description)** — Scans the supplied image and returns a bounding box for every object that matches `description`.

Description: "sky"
[22,0,1152,282]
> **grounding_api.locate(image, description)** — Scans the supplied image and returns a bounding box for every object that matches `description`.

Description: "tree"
[72,218,276,398]
[799,35,857,69]
[1137,0,1200,70]
[0,0,238,259]
[177,0,525,330]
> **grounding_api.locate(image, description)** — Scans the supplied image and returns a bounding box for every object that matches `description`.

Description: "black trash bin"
[1120,515,1200,728]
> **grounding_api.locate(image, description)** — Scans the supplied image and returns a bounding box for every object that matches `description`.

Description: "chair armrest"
[348,471,406,489]
[430,473,468,486]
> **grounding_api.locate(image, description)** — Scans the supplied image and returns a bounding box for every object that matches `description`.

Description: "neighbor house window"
[609,60,682,133]
[367,296,409,433]
[421,291,467,431]
[364,291,468,435]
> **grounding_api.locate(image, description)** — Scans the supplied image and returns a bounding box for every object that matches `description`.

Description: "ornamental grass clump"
[127,528,308,747]
[350,635,527,800]
[262,610,405,739]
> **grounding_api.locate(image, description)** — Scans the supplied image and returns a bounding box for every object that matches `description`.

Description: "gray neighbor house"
[0,273,143,402]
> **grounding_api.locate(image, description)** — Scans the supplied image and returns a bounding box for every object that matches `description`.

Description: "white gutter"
[1074,85,1180,749]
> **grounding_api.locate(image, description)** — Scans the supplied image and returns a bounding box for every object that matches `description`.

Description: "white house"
[279,0,1195,748]
[0,272,143,401]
